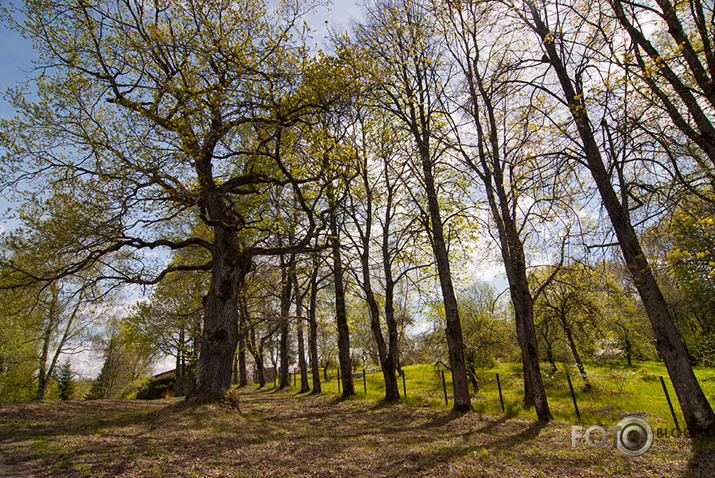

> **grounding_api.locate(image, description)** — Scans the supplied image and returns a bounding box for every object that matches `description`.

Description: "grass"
[0,386,713,477]
[291,361,715,428]
[0,361,713,477]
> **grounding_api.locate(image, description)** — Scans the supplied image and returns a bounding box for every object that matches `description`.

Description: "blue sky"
[0,18,37,119]
[0,1,363,235]
[0,0,363,121]
[0,14,37,233]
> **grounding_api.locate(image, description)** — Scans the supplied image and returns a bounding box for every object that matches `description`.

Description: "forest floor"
[0,388,713,477]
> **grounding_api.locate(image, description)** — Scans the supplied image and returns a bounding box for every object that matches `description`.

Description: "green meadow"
[286,361,715,428]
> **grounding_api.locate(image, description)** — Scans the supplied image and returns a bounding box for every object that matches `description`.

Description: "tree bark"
[330,208,355,398]
[308,262,322,394]
[418,140,471,412]
[190,227,248,403]
[526,0,715,435]
[279,254,294,390]
[294,273,310,393]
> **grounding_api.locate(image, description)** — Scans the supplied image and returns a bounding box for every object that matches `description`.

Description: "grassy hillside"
[309,361,715,427]
[1,361,713,477]
[1,389,713,477]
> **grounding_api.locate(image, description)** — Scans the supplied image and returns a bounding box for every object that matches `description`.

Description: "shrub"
[221,388,241,411]
[636,367,658,382]
[136,375,176,400]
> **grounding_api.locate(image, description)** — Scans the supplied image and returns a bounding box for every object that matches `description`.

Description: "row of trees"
[1,0,713,433]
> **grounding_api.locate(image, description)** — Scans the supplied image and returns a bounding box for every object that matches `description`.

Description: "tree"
[341,105,431,401]
[0,286,41,401]
[533,266,606,390]
[354,0,471,412]
[512,0,715,434]
[292,269,310,393]
[306,252,333,394]
[278,253,295,389]
[343,114,399,400]
[435,0,590,421]
[606,0,715,176]
[57,359,75,401]
[307,54,362,399]
[1,0,333,403]
[1,226,107,400]
[125,267,207,396]
[599,262,656,366]
[458,281,516,390]
[86,326,154,400]
[641,200,715,365]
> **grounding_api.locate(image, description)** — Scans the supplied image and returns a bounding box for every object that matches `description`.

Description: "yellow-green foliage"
[0,290,41,401]
[221,388,241,411]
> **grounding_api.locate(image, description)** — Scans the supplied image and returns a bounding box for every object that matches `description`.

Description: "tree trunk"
[246,324,266,388]
[294,274,310,393]
[330,212,355,398]
[238,331,248,387]
[467,365,479,393]
[35,288,60,401]
[509,278,552,421]
[308,263,322,394]
[418,140,471,412]
[381,168,403,402]
[175,326,185,396]
[237,288,249,387]
[360,230,396,401]
[459,39,551,421]
[545,343,558,373]
[35,324,52,401]
[562,321,591,391]
[279,254,294,389]
[381,285,401,402]
[471,144,551,420]
[190,228,248,404]
[527,0,715,434]
[257,332,268,388]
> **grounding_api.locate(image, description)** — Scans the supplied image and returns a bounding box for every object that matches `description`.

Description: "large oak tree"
[1,0,331,403]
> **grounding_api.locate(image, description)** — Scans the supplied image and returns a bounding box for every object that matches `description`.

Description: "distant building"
[153,369,176,379]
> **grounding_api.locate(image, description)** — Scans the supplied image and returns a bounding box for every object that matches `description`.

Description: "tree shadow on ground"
[419,408,470,429]
[0,392,699,477]
[683,435,715,478]
[368,399,405,411]
[481,420,549,450]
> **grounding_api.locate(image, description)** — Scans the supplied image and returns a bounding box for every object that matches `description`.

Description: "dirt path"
[0,390,712,477]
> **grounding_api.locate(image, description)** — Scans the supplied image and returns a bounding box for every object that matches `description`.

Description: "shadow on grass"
[420,408,470,429]
[474,416,508,434]
[482,420,549,450]
[369,399,403,411]
[684,435,715,478]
